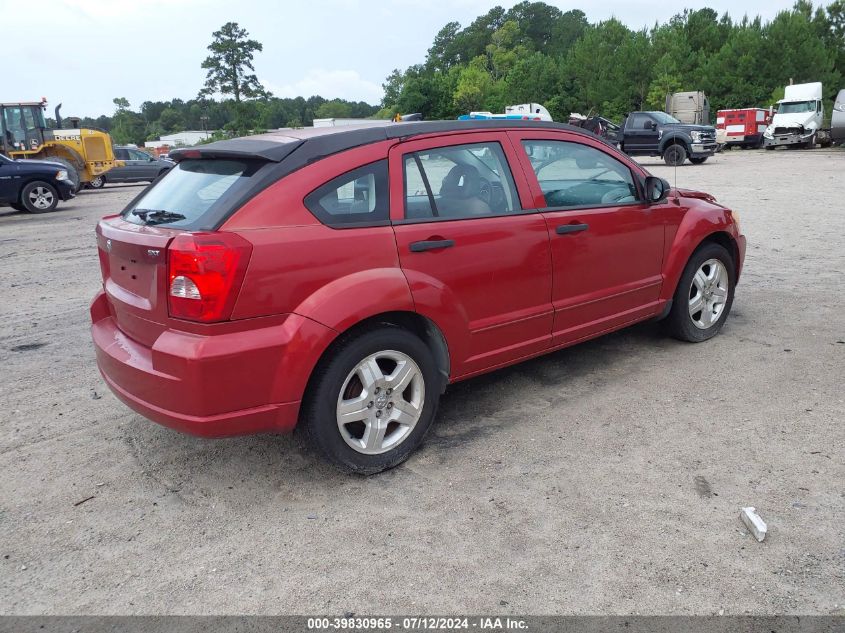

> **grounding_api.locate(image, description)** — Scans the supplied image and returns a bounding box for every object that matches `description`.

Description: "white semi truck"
[763,82,832,149]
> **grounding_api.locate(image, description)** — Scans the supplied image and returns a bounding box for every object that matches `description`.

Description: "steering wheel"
[589,168,613,181]
[477,178,492,205]
[601,187,635,204]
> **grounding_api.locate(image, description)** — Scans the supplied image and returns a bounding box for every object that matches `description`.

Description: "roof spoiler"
[170,138,305,163]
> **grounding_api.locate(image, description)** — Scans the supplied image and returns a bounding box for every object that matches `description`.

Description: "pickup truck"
[618,111,718,166]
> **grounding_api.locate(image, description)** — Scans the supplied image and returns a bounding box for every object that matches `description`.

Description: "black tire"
[88,175,106,189]
[20,181,59,213]
[805,133,816,149]
[689,157,708,165]
[302,326,441,474]
[667,242,736,342]
[663,144,687,166]
[49,157,81,191]
[765,145,775,150]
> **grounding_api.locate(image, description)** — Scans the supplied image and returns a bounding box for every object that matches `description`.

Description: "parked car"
[87,146,173,188]
[619,111,718,165]
[0,153,75,213]
[90,120,746,473]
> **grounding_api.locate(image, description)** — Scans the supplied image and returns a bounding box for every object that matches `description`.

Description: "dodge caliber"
[90,120,746,473]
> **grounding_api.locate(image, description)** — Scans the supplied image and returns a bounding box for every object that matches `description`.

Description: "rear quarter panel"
[224,140,415,397]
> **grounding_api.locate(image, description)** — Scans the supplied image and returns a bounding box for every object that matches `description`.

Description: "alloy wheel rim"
[688,258,729,329]
[29,187,54,209]
[336,350,425,455]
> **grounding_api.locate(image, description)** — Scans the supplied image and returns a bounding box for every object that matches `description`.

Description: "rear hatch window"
[121,159,264,230]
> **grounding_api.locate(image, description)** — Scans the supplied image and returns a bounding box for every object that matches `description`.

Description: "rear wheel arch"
[303,311,451,405]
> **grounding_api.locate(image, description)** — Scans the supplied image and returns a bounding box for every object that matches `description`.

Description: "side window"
[304,160,389,227]
[629,113,650,129]
[130,149,150,160]
[3,106,24,144]
[114,148,129,160]
[521,140,639,208]
[403,141,519,220]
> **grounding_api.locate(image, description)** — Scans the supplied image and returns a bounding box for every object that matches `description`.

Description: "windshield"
[778,101,816,114]
[649,111,681,124]
[122,159,259,228]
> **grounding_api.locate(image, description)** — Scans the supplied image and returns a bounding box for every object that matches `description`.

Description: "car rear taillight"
[167,232,252,323]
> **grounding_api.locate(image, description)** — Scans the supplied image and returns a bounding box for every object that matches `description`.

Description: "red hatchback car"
[91,120,745,473]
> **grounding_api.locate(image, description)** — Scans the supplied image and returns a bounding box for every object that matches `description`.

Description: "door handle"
[410,239,455,252]
[556,223,589,235]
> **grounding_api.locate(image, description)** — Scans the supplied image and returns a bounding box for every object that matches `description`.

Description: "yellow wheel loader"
[0,99,120,191]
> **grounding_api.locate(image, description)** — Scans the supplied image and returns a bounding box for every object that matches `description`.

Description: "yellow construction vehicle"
[0,98,119,190]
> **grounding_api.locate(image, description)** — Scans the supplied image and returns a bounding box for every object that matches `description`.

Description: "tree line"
[383,0,844,123]
[63,96,379,146]
[62,2,844,146]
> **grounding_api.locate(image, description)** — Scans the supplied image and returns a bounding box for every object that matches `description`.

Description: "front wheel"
[689,157,708,165]
[21,181,59,213]
[302,326,441,474]
[663,144,687,166]
[88,175,106,189]
[667,242,735,342]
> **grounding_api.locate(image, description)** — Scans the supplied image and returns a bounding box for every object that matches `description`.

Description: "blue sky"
[1,0,800,117]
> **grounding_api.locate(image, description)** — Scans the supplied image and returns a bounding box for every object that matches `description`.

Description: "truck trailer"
[715,108,772,148]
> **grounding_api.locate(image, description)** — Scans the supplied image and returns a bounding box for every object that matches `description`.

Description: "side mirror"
[650,121,658,131]
[645,176,671,203]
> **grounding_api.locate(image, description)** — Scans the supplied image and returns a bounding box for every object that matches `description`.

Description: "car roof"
[170,120,602,164]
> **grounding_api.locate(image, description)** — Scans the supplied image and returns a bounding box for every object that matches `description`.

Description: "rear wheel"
[667,242,735,342]
[20,181,59,213]
[88,175,105,189]
[302,326,441,474]
[689,157,708,165]
[663,144,687,166]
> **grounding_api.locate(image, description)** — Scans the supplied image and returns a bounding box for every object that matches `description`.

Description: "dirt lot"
[1,149,843,615]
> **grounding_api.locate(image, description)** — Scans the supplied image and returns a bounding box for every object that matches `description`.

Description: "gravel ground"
[1,149,843,615]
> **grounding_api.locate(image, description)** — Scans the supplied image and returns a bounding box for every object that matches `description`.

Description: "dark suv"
[91,120,745,473]
[0,154,75,212]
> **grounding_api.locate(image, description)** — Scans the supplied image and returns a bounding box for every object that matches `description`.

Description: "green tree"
[110,98,145,145]
[200,22,267,102]
[158,107,185,133]
[315,100,353,119]
[453,61,492,112]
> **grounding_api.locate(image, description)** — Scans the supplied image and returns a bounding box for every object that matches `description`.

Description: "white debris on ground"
[741,507,768,542]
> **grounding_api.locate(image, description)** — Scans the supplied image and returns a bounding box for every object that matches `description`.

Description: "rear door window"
[122,159,262,228]
[402,142,519,221]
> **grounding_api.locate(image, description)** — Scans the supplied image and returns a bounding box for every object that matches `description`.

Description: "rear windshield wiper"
[131,209,187,225]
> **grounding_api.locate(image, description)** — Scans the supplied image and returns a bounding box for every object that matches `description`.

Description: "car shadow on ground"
[119,318,676,493]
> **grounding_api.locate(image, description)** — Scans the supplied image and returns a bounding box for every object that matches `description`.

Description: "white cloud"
[262,69,384,104]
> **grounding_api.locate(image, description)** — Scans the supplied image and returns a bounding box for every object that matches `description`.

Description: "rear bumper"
[90,290,334,437]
